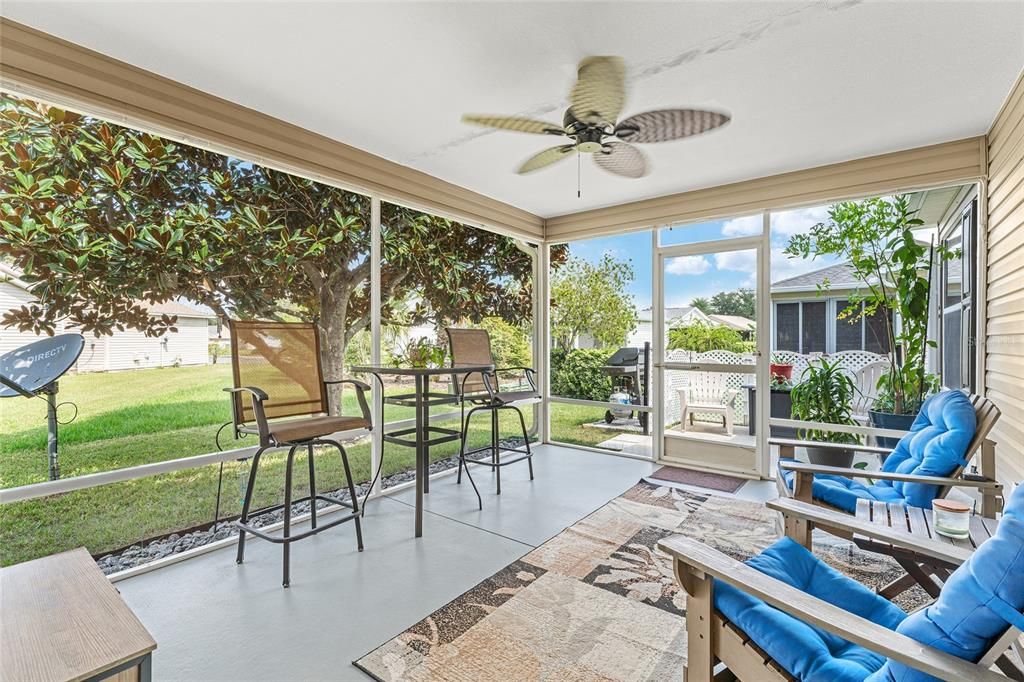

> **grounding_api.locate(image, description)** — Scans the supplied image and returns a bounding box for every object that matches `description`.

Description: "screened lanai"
[1,4,1023,682]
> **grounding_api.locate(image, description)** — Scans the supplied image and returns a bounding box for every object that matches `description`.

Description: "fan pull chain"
[577,148,581,199]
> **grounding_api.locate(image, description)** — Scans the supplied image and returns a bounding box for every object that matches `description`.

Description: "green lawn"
[1,364,575,566]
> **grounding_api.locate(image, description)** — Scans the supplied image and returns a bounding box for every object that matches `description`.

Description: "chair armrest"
[778,461,1003,490]
[224,386,269,401]
[656,535,1004,682]
[323,379,372,424]
[766,498,974,567]
[770,437,889,456]
[492,366,537,392]
[323,378,372,392]
[224,386,271,442]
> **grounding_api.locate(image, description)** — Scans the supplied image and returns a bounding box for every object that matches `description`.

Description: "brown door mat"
[649,465,746,493]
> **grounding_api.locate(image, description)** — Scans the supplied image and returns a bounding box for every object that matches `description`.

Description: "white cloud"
[714,250,757,272]
[665,255,711,276]
[720,215,762,237]
[770,205,830,238]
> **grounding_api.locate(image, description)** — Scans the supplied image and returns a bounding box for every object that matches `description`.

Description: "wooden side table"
[851,498,997,599]
[1,548,156,681]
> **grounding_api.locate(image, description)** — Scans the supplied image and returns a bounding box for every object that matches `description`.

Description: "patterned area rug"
[354,480,924,681]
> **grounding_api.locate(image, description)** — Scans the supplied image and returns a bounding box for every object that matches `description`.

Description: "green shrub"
[478,317,531,369]
[551,348,612,401]
[667,321,746,353]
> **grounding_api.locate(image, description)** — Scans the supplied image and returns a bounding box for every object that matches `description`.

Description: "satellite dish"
[0,333,85,480]
[0,333,84,398]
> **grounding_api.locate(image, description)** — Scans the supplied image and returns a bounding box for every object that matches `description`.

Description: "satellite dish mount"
[0,334,85,480]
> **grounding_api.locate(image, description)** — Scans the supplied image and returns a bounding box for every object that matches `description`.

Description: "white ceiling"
[3,2,1023,219]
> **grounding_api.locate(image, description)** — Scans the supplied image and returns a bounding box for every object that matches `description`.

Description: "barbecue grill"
[600,342,650,434]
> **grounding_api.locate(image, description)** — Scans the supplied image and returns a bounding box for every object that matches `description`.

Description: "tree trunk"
[320,294,349,416]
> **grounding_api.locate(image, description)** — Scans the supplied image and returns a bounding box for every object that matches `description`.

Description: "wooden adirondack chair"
[775,393,1003,519]
[658,533,1019,682]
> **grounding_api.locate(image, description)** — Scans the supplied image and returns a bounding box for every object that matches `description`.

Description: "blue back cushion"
[867,483,1024,682]
[715,537,907,681]
[875,391,975,508]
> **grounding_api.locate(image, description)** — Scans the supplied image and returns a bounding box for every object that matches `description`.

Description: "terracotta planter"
[770,363,794,381]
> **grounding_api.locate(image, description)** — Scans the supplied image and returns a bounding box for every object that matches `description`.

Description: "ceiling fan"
[462,56,730,180]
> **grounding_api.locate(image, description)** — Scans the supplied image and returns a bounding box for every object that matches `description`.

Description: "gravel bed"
[96,439,526,575]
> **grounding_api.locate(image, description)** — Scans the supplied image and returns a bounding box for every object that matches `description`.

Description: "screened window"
[774,298,891,354]
[834,299,862,351]
[939,199,976,391]
[775,303,799,351]
[801,302,827,354]
[864,306,891,355]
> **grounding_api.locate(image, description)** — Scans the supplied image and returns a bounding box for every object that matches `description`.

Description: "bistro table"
[351,363,494,538]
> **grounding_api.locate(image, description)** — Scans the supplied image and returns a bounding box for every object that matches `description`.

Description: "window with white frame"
[939,199,977,391]
[773,298,891,354]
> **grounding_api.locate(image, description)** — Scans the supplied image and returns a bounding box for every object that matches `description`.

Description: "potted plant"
[789,357,861,467]
[395,337,447,368]
[785,195,952,442]
[770,352,794,382]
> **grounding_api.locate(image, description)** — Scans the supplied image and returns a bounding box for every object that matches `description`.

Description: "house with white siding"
[0,265,215,372]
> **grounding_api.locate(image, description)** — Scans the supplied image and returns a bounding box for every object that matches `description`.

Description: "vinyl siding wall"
[985,70,1024,486]
[0,282,61,356]
[0,282,211,372]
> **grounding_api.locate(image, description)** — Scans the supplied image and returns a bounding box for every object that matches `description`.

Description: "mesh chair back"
[446,328,495,396]
[229,321,327,426]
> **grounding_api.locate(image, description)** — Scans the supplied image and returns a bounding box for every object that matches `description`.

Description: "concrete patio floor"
[114,444,775,681]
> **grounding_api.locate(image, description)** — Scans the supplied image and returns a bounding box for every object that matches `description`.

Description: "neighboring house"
[770,262,892,355]
[768,184,978,393]
[622,306,711,349]
[0,267,215,372]
[576,306,756,350]
[707,314,756,339]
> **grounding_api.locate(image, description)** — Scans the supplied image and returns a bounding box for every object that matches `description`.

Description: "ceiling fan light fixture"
[462,55,730,179]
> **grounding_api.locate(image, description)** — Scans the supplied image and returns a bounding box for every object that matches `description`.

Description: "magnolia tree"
[0,94,566,406]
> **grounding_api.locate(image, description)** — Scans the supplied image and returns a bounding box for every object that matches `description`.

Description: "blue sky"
[560,205,840,312]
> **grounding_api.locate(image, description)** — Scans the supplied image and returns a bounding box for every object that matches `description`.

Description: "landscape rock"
[95,440,527,575]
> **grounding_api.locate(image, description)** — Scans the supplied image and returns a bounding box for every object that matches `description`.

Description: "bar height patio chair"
[446,328,539,505]
[225,321,372,587]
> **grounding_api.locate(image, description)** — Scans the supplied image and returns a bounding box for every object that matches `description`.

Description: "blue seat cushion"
[866,483,1024,682]
[714,536,908,682]
[780,390,976,513]
[779,463,906,512]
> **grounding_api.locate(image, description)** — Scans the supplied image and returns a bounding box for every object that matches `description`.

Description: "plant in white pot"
[789,357,861,467]
[785,195,951,441]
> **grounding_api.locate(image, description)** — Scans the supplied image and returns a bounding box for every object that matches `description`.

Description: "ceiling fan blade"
[594,142,648,179]
[615,109,730,143]
[517,145,576,174]
[569,56,625,126]
[462,115,564,135]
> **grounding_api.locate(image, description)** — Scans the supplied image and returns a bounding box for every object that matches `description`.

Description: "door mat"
[648,465,746,493]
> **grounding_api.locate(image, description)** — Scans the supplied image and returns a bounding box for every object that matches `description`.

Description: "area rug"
[354,480,924,681]
[648,465,746,493]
